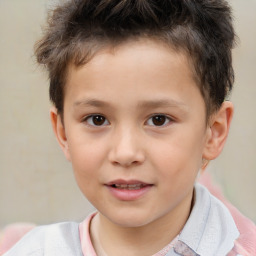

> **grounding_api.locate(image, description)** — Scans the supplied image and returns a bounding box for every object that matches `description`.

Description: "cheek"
[67,140,106,183]
[150,131,205,179]
[69,145,103,204]
[150,139,202,207]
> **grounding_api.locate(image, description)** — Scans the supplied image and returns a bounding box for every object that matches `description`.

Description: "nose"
[108,126,145,167]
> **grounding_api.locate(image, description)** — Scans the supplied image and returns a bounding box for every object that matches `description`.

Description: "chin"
[113,218,149,228]
[105,210,155,228]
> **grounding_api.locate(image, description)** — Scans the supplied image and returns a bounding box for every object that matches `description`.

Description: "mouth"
[105,180,153,201]
[110,183,149,190]
[106,179,152,189]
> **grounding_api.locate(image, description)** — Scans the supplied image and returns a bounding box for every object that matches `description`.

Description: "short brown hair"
[35,0,236,116]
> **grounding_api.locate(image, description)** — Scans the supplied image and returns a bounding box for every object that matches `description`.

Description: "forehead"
[66,38,194,87]
[64,39,204,113]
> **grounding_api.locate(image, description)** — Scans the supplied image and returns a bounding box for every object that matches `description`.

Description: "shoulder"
[177,184,240,256]
[3,222,83,256]
[199,174,256,255]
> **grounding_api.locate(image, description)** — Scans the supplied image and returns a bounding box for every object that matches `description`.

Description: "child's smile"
[55,39,212,233]
[105,179,153,201]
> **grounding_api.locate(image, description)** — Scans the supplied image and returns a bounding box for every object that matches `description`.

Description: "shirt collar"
[172,183,239,256]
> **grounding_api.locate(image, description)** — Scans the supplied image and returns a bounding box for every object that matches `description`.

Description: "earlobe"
[50,107,71,161]
[203,101,234,160]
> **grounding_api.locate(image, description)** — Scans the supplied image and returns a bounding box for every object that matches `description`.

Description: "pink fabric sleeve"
[0,223,35,255]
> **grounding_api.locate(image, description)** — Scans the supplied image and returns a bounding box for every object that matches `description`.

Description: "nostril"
[111,159,141,167]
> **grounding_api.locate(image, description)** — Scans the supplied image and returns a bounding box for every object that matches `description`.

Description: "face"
[56,40,213,228]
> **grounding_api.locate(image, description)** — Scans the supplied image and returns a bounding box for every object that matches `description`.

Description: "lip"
[105,179,153,201]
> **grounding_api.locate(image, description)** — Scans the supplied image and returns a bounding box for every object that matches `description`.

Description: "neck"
[90,192,193,256]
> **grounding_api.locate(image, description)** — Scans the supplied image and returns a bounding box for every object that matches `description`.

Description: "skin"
[51,39,233,256]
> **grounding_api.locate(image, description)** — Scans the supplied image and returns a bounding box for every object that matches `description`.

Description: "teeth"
[114,184,144,190]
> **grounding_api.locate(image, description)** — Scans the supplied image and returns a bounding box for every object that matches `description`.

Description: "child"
[4,0,255,255]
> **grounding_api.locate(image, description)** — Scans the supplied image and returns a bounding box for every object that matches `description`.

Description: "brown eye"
[85,115,109,126]
[147,115,171,126]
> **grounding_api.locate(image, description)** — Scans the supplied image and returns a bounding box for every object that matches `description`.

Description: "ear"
[50,107,71,161]
[203,101,234,160]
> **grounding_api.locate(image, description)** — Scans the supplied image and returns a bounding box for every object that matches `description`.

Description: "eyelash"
[82,114,173,127]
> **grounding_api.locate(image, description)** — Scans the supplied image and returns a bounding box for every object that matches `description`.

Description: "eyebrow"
[137,99,188,110]
[74,99,109,108]
[73,98,188,110]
